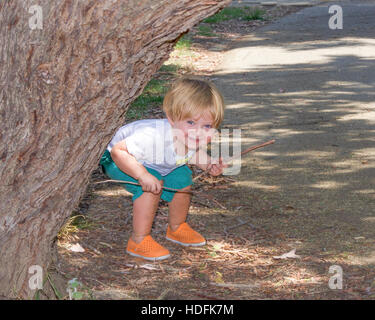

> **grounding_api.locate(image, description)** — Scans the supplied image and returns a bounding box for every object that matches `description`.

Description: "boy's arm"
[110,140,162,194]
[188,148,211,171]
[110,140,148,180]
[189,147,228,176]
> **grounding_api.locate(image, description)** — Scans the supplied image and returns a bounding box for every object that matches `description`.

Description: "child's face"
[168,112,217,150]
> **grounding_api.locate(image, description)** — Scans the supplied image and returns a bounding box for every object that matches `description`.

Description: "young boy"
[100,77,227,261]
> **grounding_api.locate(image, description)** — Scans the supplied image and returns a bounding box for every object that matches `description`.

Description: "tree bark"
[0,0,231,299]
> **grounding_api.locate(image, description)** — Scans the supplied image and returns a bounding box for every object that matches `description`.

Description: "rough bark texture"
[0,0,231,298]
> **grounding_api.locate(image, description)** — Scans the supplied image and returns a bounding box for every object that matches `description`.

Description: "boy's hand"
[138,172,163,194]
[207,157,228,176]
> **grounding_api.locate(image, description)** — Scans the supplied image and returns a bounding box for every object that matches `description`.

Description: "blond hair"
[162,77,225,128]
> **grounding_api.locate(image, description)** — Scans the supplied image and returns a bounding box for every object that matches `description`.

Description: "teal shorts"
[99,150,193,202]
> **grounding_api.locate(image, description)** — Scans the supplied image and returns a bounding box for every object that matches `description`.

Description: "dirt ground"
[55,4,375,300]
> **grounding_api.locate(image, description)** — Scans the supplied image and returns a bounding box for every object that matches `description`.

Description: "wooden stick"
[95,140,276,190]
[193,139,275,181]
[239,139,275,157]
[93,179,193,194]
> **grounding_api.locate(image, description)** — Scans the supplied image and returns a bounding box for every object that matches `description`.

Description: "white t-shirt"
[107,119,196,176]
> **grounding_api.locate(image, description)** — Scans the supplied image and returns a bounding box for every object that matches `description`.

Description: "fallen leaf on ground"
[67,243,85,252]
[140,264,159,270]
[273,248,301,260]
[124,263,159,270]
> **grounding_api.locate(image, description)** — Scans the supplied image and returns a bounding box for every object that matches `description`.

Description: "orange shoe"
[166,222,206,247]
[126,235,171,261]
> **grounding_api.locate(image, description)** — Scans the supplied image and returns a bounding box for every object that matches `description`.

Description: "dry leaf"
[215,271,224,284]
[140,264,159,270]
[123,263,158,270]
[68,243,85,252]
[273,248,301,260]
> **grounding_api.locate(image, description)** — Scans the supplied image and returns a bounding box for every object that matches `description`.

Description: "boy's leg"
[162,165,193,228]
[168,185,191,231]
[102,156,163,243]
[127,187,170,261]
[166,186,206,247]
[132,189,162,243]
[101,155,170,259]
[127,182,172,261]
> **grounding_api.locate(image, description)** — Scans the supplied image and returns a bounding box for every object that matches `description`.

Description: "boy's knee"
[180,185,191,192]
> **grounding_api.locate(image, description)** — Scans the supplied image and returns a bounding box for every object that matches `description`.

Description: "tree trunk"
[0,0,231,299]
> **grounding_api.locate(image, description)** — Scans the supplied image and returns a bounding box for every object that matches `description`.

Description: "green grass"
[57,213,97,241]
[197,25,216,37]
[203,7,245,23]
[174,35,192,50]
[203,6,265,23]
[126,78,169,120]
[244,7,266,21]
[158,64,179,73]
[173,35,197,58]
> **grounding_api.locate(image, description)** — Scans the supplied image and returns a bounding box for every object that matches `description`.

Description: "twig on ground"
[124,263,159,271]
[191,198,211,208]
[194,292,225,300]
[210,282,259,289]
[157,288,171,300]
[99,241,113,249]
[224,218,257,235]
[198,192,227,210]
[124,214,132,225]
[80,242,102,255]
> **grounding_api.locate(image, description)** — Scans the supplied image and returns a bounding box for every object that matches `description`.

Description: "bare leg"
[168,185,191,231]
[132,191,161,243]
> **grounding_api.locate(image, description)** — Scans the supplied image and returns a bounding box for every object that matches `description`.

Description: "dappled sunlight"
[234,180,280,191]
[218,45,333,72]
[280,167,306,173]
[225,102,254,109]
[338,111,375,122]
[283,37,375,50]
[210,7,375,290]
[287,150,337,159]
[269,90,322,97]
[244,121,274,128]
[218,36,375,74]
[93,187,131,198]
[352,148,375,158]
[323,80,375,90]
[333,168,358,174]
[355,190,375,195]
[349,251,375,266]
[331,160,356,168]
[237,80,257,86]
[271,128,313,136]
[310,180,348,190]
[248,151,279,157]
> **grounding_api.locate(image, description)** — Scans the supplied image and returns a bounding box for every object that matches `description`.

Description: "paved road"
[214,1,375,262]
